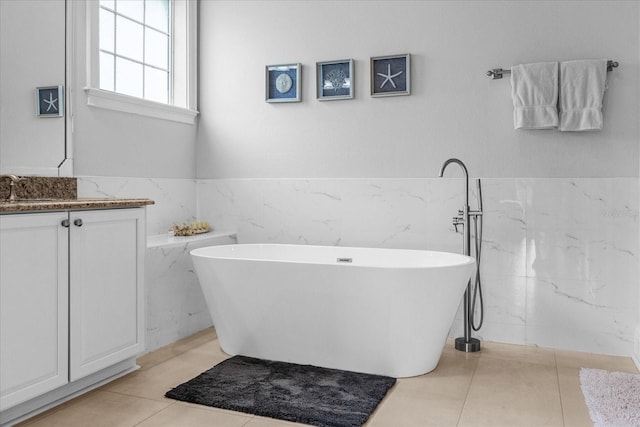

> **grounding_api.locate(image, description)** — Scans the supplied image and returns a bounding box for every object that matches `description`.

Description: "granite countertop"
[0,198,155,213]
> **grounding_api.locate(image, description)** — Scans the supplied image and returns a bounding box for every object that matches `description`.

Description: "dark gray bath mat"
[165,355,396,427]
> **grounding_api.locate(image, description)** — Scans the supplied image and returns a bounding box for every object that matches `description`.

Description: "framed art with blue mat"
[370,54,410,97]
[266,63,301,103]
[36,85,64,117]
[317,59,354,101]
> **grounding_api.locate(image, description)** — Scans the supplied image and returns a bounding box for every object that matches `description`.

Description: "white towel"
[558,59,607,131]
[510,62,559,130]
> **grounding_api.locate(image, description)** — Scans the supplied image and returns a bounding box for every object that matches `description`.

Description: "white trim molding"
[84,87,198,124]
[84,0,198,124]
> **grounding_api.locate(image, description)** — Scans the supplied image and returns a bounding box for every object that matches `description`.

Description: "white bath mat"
[579,368,640,427]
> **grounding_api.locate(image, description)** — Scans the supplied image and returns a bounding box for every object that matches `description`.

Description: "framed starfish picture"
[370,54,411,97]
[36,85,64,117]
[265,63,301,103]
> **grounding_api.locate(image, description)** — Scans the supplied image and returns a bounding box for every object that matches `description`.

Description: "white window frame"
[84,0,198,124]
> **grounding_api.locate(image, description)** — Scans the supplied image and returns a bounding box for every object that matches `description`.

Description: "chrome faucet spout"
[438,158,470,255]
[438,158,468,179]
[1,174,26,202]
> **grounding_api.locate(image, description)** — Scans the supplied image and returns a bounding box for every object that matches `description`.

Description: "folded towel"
[558,59,607,131]
[510,62,559,130]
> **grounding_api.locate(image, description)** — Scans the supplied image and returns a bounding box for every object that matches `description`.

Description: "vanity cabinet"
[0,208,145,415]
[68,209,144,381]
[0,212,69,411]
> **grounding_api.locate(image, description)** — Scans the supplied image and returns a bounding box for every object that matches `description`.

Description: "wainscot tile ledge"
[0,198,155,213]
[147,231,237,249]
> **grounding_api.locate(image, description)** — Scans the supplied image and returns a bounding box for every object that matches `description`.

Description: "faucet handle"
[452,216,464,233]
[0,174,26,183]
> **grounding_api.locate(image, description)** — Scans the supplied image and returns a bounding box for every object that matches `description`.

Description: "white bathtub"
[190,244,475,377]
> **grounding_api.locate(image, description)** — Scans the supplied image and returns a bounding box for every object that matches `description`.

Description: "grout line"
[456,354,481,426]
[553,351,567,427]
[132,401,178,426]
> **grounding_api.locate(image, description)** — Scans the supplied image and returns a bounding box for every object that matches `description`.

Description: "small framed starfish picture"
[36,85,64,117]
[265,63,301,103]
[370,54,411,97]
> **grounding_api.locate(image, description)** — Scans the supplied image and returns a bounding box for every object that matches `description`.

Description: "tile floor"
[18,328,639,427]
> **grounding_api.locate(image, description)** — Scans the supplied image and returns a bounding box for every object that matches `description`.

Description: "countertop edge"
[0,198,155,213]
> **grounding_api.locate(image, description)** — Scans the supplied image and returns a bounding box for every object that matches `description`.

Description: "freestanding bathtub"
[190,244,475,378]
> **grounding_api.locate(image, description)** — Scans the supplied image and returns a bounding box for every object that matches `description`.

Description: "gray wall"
[197,1,639,179]
[70,1,196,179]
[0,0,66,176]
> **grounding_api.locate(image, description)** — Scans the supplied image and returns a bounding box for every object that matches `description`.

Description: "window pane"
[115,57,143,98]
[116,0,143,22]
[144,66,168,103]
[100,52,115,91]
[116,16,143,62]
[100,0,115,10]
[145,28,168,70]
[99,8,115,52]
[145,0,169,33]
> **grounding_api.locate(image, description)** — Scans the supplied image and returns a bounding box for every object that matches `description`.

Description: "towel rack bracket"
[487,68,506,80]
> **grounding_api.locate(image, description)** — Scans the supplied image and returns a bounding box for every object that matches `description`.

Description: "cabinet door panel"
[69,209,144,381]
[0,213,69,410]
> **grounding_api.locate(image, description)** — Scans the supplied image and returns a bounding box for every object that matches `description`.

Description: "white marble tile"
[524,178,639,282]
[144,234,237,352]
[449,275,527,346]
[77,176,197,235]
[525,276,637,355]
[478,179,527,277]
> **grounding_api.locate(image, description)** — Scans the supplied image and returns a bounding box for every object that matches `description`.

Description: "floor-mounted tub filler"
[191,244,475,377]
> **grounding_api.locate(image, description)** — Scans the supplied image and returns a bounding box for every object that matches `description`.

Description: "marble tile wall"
[196,178,639,356]
[145,233,236,352]
[74,176,639,357]
[77,176,197,235]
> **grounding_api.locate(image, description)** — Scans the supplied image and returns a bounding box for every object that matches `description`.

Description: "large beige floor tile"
[458,357,563,427]
[480,341,556,367]
[393,351,478,399]
[367,353,476,427]
[367,392,462,426]
[18,390,170,427]
[554,349,640,373]
[137,327,217,371]
[556,365,593,427]
[102,340,229,401]
[136,403,251,426]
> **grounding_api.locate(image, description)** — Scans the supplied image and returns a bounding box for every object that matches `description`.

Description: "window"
[98,0,170,103]
[84,0,198,124]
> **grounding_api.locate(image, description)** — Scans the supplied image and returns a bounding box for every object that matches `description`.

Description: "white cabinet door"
[69,209,145,381]
[0,213,69,411]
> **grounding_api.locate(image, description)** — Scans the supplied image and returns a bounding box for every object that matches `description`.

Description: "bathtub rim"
[190,243,475,270]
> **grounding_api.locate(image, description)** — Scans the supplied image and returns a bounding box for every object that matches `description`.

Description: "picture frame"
[370,54,411,97]
[265,63,301,103]
[316,59,354,100]
[36,85,64,117]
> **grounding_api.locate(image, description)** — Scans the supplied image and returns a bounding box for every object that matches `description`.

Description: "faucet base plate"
[455,337,481,353]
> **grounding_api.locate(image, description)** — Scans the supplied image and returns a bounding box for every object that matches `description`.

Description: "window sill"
[84,87,198,125]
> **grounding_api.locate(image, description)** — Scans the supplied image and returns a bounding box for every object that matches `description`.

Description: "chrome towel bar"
[486,60,618,80]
